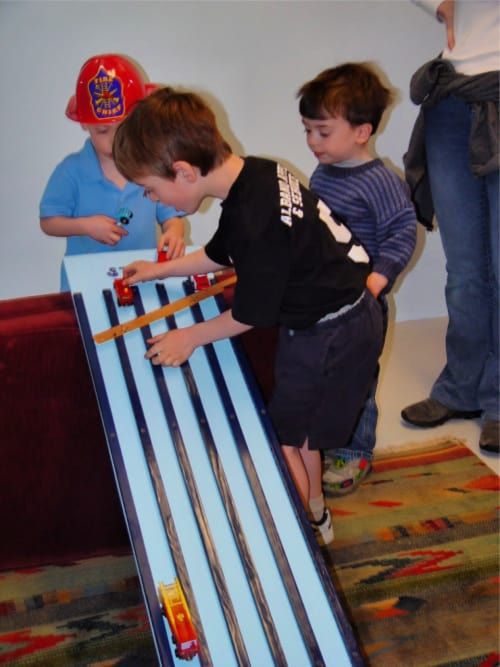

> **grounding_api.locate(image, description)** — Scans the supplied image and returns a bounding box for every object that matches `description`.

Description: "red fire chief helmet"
[65,54,157,124]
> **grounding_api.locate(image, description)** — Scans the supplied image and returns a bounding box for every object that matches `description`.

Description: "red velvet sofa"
[0,292,276,571]
[0,292,130,570]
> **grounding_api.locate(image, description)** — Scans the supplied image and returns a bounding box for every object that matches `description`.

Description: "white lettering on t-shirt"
[347,244,369,263]
[317,199,369,264]
[277,164,304,226]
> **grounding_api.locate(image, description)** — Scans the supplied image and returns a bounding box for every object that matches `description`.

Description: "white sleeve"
[411,0,443,20]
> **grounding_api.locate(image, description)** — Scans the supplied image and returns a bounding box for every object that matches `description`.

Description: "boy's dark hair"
[297,63,392,134]
[113,87,231,181]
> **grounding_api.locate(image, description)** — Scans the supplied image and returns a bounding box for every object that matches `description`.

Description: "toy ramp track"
[65,250,362,667]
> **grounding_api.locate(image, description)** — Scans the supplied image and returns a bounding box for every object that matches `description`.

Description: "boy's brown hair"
[297,63,392,134]
[113,87,231,181]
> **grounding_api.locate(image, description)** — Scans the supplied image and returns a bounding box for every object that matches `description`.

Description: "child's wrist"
[156,261,174,280]
[76,217,92,236]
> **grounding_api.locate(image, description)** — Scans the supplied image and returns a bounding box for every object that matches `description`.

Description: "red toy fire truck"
[113,278,134,306]
[158,579,199,660]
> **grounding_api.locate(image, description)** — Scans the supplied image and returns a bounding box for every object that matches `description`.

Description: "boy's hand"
[87,215,128,245]
[123,260,162,285]
[366,272,388,299]
[158,217,186,259]
[145,329,196,367]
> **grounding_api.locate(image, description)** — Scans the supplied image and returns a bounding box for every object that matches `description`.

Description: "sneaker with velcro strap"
[310,508,334,547]
[323,456,372,496]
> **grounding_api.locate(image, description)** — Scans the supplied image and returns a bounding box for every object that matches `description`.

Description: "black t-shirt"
[205,157,371,329]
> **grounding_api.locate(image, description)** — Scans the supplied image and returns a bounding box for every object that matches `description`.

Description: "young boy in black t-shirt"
[113,87,384,546]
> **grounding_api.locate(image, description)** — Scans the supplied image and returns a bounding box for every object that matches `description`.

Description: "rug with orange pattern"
[0,555,155,665]
[324,438,499,667]
[1,438,498,666]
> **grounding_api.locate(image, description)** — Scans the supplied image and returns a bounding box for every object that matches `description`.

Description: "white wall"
[0,0,445,321]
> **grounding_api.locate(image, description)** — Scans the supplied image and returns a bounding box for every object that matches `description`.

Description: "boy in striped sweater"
[298,63,417,495]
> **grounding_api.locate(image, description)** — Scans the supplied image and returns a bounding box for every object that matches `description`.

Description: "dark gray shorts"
[268,291,383,451]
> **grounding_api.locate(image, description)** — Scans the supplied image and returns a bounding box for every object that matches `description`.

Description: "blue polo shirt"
[40,138,181,290]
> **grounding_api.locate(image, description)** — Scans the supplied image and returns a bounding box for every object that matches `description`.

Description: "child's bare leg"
[281,439,322,505]
[299,439,322,499]
[281,444,309,507]
[281,441,334,545]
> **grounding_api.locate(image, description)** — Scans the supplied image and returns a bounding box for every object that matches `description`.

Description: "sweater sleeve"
[370,174,417,290]
[373,206,417,290]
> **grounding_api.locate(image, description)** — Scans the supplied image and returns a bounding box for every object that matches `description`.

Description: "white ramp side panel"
[65,250,363,667]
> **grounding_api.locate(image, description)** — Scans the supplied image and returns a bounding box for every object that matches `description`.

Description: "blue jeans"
[326,298,388,462]
[425,96,499,422]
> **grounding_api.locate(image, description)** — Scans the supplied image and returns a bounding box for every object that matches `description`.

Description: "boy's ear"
[355,123,373,144]
[172,161,198,182]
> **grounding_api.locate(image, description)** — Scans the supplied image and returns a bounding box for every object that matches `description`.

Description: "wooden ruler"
[93,274,237,344]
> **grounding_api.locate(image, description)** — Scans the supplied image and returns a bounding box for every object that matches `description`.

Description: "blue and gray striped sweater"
[310,159,417,291]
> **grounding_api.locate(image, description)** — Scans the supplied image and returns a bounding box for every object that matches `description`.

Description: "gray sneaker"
[479,420,499,454]
[401,398,481,427]
[323,457,372,496]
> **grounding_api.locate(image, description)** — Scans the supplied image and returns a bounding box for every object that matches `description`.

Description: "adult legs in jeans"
[425,96,499,422]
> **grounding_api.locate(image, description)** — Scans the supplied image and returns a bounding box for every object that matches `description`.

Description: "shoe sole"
[401,409,482,428]
[315,526,334,547]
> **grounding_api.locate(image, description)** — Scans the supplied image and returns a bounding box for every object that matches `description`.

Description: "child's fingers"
[147,334,165,345]
[145,338,168,365]
[122,264,140,284]
[167,238,185,259]
[122,264,135,278]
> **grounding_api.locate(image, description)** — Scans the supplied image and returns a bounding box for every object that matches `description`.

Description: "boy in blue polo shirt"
[40,54,185,291]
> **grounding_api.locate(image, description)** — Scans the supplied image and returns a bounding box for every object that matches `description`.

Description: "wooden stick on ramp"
[93,274,237,344]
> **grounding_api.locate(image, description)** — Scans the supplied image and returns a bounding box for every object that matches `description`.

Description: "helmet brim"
[65,95,80,122]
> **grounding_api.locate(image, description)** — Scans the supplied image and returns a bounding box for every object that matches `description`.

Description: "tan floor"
[376,316,499,475]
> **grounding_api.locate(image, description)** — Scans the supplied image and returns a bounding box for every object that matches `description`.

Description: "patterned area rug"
[1,438,498,666]
[323,438,499,667]
[0,555,156,665]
